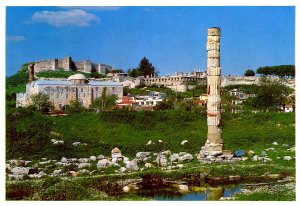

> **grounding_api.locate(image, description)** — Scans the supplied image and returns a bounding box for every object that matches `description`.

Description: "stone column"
[200,27,223,158]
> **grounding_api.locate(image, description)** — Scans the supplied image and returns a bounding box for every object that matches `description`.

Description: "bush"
[41,180,88,200]
[6,181,34,200]
[6,107,54,159]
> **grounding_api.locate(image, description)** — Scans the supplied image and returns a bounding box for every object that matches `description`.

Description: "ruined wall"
[32,57,115,74]
[34,60,55,72]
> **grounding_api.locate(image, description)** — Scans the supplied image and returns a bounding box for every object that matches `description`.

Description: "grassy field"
[6,109,295,160]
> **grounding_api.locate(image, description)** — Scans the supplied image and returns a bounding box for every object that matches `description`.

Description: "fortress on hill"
[33,56,114,75]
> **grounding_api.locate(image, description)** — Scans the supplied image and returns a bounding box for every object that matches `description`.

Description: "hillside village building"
[16,71,123,110]
[33,56,114,75]
[116,91,167,110]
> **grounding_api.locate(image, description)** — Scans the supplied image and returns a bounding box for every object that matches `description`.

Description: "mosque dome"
[68,74,87,81]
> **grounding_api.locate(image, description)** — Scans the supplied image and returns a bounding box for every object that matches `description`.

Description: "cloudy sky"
[6,6,295,76]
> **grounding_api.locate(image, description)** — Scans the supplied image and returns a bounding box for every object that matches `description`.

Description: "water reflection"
[144,186,241,201]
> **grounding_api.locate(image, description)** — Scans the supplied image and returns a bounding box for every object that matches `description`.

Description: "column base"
[198,141,242,163]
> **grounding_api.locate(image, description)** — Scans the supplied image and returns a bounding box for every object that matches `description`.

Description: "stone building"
[144,71,206,86]
[33,56,114,75]
[16,73,123,110]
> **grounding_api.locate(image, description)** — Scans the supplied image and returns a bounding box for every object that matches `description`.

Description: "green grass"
[35,69,89,79]
[234,182,295,201]
[6,109,295,161]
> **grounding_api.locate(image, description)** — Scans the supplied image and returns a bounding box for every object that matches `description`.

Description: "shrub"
[41,180,88,200]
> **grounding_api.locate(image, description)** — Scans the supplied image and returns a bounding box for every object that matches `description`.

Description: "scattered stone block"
[68,171,80,177]
[119,167,127,173]
[161,150,171,155]
[136,152,151,160]
[11,167,34,175]
[247,150,256,156]
[61,157,68,163]
[6,164,11,173]
[8,174,24,180]
[126,160,139,171]
[111,147,122,158]
[177,164,184,168]
[178,154,193,162]
[90,156,97,161]
[145,163,153,168]
[252,155,259,161]
[9,160,26,167]
[177,185,189,193]
[283,156,292,161]
[181,140,188,145]
[97,155,105,160]
[79,169,90,174]
[78,158,89,163]
[53,169,63,176]
[123,157,129,164]
[123,186,130,193]
[78,163,91,169]
[170,153,180,162]
[156,155,168,166]
[72,142,81,146]
[97,159,110,169]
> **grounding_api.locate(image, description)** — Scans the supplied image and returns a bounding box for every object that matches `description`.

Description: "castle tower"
[199,27,223,158]
[62,57,71,71]
[28,64,35,83]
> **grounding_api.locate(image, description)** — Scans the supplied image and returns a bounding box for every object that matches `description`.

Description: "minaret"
[200,27,223,158]
[28,64,35,83]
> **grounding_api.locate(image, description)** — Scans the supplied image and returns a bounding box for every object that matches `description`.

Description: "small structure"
[116,96,136,109]
[111,147,122,159]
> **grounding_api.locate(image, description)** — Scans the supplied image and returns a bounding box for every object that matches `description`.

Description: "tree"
[31,93,52,113]
[256,65,295,78]
[128,68,143,78]
[244,69,255,76]
[92,87,116,111]
[139,57,157,77]
[245,77,290,111]
[154,98,175,110]
[65,100,85,113]
[128,57,157,77]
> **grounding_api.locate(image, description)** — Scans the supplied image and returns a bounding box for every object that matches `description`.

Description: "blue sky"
[6,6,295,76]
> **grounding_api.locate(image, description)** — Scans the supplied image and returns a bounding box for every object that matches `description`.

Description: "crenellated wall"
[33,56,114,74]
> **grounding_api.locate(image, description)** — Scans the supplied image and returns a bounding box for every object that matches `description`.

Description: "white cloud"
[32,9,100,27]
[6,35,26,42]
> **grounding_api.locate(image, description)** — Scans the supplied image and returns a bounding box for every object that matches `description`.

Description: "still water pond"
[139,185,241,201]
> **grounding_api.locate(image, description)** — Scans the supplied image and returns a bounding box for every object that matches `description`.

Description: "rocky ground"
[6,141,295,181]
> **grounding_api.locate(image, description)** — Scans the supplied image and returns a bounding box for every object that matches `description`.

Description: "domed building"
[16,71,123,110]
[67,74,88,85]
